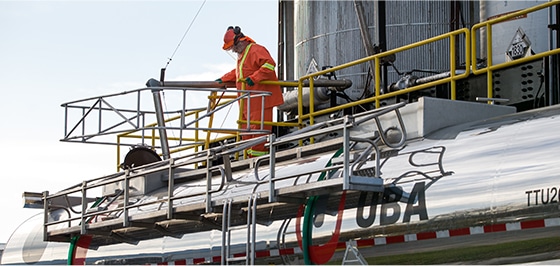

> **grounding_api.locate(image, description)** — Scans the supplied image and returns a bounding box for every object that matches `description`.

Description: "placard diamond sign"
[506,27,532,60]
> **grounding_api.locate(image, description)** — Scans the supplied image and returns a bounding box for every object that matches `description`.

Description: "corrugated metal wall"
[291,0,479,107]
[384,1,474,83]
[294,0,369,103]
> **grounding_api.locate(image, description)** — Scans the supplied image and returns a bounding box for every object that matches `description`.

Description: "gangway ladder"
[221,194,258,265]
[342,240,367,265]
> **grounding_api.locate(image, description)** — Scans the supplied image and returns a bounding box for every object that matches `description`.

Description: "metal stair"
[221,194,259,265]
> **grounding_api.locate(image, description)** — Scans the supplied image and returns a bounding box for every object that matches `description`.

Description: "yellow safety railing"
[115,0,559,160]
[471,0,560,103]
[120,27,470,155]
[116,98,240,170]
[280,28,470,143]
[263,0,559,142]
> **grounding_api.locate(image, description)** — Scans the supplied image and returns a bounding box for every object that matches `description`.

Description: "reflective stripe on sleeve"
[262,63,275,71]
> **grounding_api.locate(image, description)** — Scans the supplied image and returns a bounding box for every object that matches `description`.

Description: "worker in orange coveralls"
[216,26,284,157]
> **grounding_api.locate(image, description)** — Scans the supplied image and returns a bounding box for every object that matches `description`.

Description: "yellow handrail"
[115,98,240,170]
[275,0,558,134]
[297,28,470,122]
[115,0,559,162]
[471,0,560,103]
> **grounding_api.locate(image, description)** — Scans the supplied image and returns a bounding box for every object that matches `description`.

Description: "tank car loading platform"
[39,97,514,249]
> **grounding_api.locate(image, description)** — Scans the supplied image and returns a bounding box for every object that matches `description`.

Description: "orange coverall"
[220,43,284,156]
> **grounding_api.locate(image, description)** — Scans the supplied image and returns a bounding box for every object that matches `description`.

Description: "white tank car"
[3,0,560,264]
[2,97,560,265]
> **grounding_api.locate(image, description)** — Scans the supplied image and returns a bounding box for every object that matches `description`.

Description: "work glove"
[215,78,223,84]
[245,77,255,86]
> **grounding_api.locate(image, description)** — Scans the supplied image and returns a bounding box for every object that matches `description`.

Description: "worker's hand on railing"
[215,78,223,84]
[236,77,255,86]
[245,77,255,86]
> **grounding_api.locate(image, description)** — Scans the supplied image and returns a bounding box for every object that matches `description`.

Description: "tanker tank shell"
[3,98,560,265]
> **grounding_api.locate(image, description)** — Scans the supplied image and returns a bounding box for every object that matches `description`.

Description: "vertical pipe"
[480,0,487,62]
[309,78,315,143]
[354,0,377,80]
[486,22,494,103]
[556,3,560,104]
[167,158,174,220]
[281,0,294,123]
[375,57,381,108]
[450,35,457,100]
[43,191,49,241]
[141,113,146,143]
[221,200,228,265]
[269,134,276,202]
[179,89,186,146]
[550,4,560,105]
[81,108,86,142]
[244,85,250,132]
[195,112,200,155]
[451,1,459,32]
[377,0,388,92]
[151,89,171,159]
[278,0,285,82]
[98,100,102,133]
[136,91,141,136]
[205,91,217,151]
[342,116,350,190]
[250,194,257,265]
[64,106,68,137]
[80,181,87,234]
[260,95,265,130]
[116,136,121,172]
[123,170,129,227]
[245,196,252,265]
[205,150,213,213]
[297,82,304,146]
[226,200,232,262]
[277,1,286,123]
[284,0,295,82]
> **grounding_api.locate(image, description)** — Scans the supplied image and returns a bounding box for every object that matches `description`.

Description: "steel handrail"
[62,86,272,169]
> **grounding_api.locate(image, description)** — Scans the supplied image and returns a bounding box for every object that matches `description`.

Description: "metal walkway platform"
[44,102,412,248]
[41,97,514,249]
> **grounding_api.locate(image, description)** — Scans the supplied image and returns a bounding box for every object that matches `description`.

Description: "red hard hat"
[222,26,254,50]
[222,27,236,50]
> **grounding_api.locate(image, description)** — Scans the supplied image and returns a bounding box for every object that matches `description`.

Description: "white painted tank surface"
[3,100,560,265]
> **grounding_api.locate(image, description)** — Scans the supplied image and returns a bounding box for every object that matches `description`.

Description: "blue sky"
[0,0,278,244]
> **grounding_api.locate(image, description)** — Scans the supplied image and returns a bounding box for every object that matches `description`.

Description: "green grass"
[329,237,560,265]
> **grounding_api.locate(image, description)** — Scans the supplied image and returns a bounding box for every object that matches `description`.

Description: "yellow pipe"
[296,28,469,121]
[450,36,456,100]
[375,57,381,108]
[486,22,493,103]
[205,91,217,151]
[488,49,560,72]
[309,78,315,144]
[471,0,560,75]
[297,81,304,147]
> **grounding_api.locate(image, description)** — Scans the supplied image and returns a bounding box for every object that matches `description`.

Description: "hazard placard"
[506,27,531,60]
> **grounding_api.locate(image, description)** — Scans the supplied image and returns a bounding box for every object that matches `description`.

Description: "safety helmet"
[222,26,243,50]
